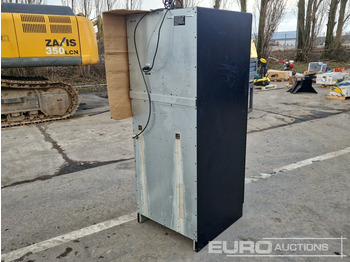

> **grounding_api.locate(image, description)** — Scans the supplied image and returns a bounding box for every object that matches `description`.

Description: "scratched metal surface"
[126,8,198,241]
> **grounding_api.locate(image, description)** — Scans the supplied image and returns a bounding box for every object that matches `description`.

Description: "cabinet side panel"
[127,9,198,241]
[196,7,252,246]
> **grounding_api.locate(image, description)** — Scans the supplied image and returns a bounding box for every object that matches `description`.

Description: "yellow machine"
[253,57,270,86]
[1,3,98,127]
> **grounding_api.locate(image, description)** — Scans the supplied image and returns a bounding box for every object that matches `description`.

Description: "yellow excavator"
[1,3,98,127]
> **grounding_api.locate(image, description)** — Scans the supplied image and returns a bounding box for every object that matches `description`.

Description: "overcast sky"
[46,0,348,35]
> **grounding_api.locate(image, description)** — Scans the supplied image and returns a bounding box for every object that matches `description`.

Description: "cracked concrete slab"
[2,89,348,187]
[1,160,136,254]
[253,84,349,121]
[246,111,350,178]
[45,113,134,163]
[248,109,295,132]
[1,90,350,261]
[1,94,134,188]
[1,125,65,187]
[3,148,349,261]
[246,83,350,133]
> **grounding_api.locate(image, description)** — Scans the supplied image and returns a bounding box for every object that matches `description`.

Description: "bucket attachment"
[288,74,317,94]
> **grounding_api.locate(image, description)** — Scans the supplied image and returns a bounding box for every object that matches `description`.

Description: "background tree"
[212,0,234,9]
[296,0,305,61]
[334,0,350,49]
[213,0,222,8]
[94,0,104,43]
[122,0,143,10]
[61,0,75,12]
[213,0,221,9]
[323,0,350,59]
[296,0,327,61]
[256,0,286,59]
[324,0,339,53]
[2,0,45,3]
[106,0,117,10]
[234,0,247,12]
[79,0,92,17]
[183,0,202,7]
[263,0,285,58]
[257,0,268,59]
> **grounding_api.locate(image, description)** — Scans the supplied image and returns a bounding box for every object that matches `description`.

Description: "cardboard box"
[102,9,148,120]
[330,81,350,97]
[267,69,292,81]
[316,72,347,85]
[308,62,327,73]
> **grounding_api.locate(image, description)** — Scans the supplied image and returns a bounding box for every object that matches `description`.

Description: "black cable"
[133,12,153,139]
[132,9,168,139]
[142,9,169,73]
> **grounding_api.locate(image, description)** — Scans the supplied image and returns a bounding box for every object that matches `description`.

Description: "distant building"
[271,31,297,47]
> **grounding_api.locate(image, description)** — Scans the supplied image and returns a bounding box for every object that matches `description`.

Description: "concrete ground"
[1,84,349,261]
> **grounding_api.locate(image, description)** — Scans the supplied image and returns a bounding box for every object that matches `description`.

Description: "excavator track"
[1,76,80,128]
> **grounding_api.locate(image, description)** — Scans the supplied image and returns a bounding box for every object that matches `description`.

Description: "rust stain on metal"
[139,134,149,216]
[174,136,185,234]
